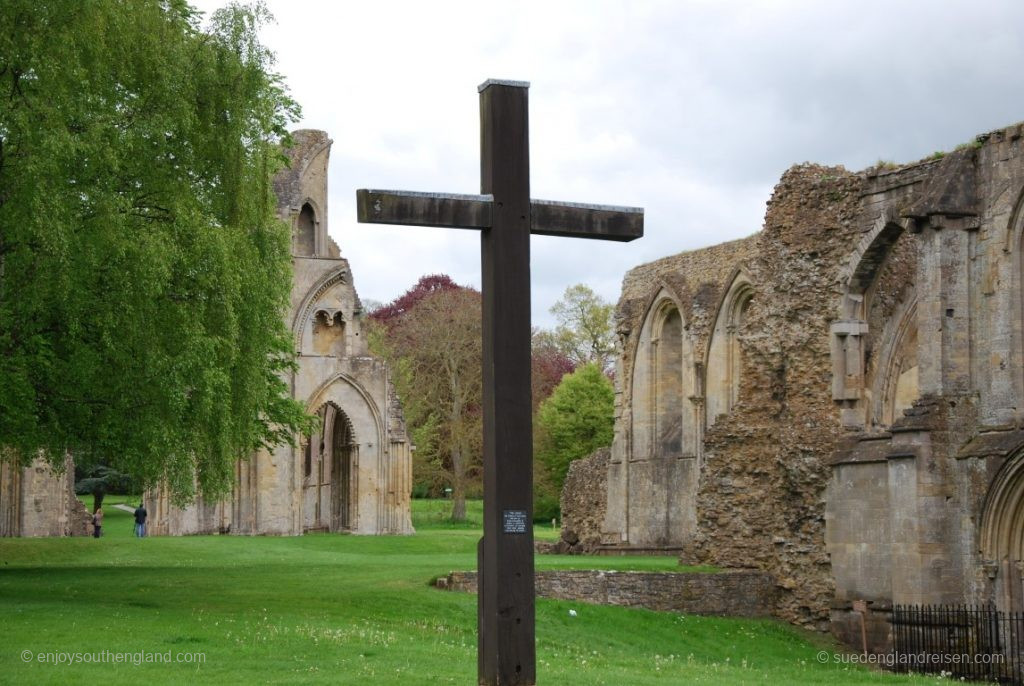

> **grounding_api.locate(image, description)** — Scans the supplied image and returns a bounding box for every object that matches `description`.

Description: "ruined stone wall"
[600,164,865,628]
[0,456,90,537]
[603,237,760,551]
[554,447,609,553]
[824,127,1024,649]
[692,165,865,630]
[593,122,1024,647]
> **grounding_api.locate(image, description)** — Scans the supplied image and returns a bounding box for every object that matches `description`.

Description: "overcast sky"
[193,0,1024,328]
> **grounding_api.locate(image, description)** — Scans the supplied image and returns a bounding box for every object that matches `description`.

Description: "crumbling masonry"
[564,120,1024,649]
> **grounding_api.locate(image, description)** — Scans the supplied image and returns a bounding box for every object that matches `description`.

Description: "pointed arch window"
[296,202,316,256]
[655,308,684,456]
[630,292,698,461]
[706,274,753,428]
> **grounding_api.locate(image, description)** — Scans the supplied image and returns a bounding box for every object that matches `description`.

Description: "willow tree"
[0,1,308,501]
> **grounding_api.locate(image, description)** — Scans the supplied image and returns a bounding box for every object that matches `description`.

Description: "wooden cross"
[356,79,643,686]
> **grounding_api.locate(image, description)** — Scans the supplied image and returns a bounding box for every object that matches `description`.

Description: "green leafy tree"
[534,362,614,519]
[549,284,617,372]
[0,1,309,502]
[75,464,136,512]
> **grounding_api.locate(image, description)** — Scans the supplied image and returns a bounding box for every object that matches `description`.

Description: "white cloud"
[191,0,1024,326]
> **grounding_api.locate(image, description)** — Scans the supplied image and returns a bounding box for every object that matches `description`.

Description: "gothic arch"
[307,371,386,451]
[295,201,318,256]
[302,374,387,534]
[980,444,1024,564]
[625,279,688,368]
[978,442,1024,611]
[832,211,912,427]
[705,268,754,428]
[630,289,699,461]
[838,208,911,317]
[292,265,350,350]
[871,291,919,426]
[304,401,358,532]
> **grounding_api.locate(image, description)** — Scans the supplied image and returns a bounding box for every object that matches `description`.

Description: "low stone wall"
[437,569,778,618]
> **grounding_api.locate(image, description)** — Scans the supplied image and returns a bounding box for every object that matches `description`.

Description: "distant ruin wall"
[438,569,778,618]
[1,456,91,537]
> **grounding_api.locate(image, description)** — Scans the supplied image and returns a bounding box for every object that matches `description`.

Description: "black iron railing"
[892,604,1023,683]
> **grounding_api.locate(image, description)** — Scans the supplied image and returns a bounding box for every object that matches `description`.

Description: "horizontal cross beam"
[530,198,643,241]
[357,189,643,242]
[356,189,493,230]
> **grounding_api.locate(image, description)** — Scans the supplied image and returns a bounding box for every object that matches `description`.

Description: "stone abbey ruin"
[148,130,414,536]
[1,130,414,538]
[557,119,1024,650]
[9,120,1024,653]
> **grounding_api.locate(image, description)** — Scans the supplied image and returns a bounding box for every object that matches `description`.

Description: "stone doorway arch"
[304,402,358,533]
[980,447,1024,611]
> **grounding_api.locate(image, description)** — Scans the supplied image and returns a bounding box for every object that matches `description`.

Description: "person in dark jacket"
[133,503,147,538]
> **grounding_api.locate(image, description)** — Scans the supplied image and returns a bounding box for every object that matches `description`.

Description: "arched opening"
[655,308,684,457]
[630,293,698,461]
[303,403,357,532]
[625,292,700,547]
[980,449,1024,611]
[832,218,914,428]
[706,274,754,428]
[330,412,355,531]
[876,299,919,425]
[296,202,316,256]
[890,334,919,419]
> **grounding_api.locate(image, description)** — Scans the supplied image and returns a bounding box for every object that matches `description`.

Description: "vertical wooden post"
[355,79,642,685]
[478,80,536,685]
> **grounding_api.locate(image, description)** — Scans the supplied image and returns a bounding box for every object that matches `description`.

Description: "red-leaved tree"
[370,276,482,521]
[370,274,461,328]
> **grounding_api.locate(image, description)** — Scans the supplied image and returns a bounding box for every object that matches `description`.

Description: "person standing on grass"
[92,508,103,538]
[134,502,147,538]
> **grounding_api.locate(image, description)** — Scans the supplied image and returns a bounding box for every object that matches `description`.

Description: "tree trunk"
[449,380,468,523]
[93,490,105,512]
[450,445,466,522]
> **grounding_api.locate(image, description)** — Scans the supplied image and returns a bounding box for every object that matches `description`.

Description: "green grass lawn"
[0,499,936,684]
